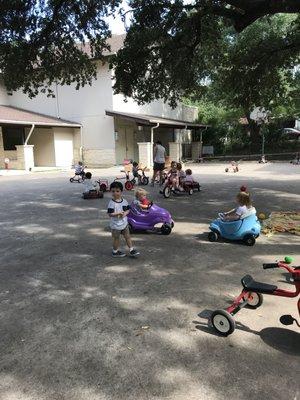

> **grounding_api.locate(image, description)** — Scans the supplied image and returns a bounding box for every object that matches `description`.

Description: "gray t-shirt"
[107,198,129,230]
[154,144,166,163]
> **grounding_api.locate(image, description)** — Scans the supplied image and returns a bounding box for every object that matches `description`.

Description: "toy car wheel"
[161,223,172,235]
[188,188,193,195]
[197,185,201,192]
[243,234,256,246]
[163,186,171,198]
[211,310,235,336]
[100,184,107,192]
[141,176,149,185]
[244,292,263,309]
[208,231,219,242]
[125,181,134,191]
[225,168,229,172]
[70,178,74,183]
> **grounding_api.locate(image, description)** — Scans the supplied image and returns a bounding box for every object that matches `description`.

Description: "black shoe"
[112,250,126,258]
[129,249,140,257]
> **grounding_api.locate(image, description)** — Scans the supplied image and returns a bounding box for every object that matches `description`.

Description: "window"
[2,126,25,150]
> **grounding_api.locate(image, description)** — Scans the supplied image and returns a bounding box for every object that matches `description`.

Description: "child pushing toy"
[107,181,140,258]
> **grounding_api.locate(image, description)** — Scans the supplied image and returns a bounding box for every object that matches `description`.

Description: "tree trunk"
[246,113,262,153]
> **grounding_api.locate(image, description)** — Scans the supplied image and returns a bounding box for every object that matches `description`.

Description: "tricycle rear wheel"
[244,292,263,309]
[211,310,235,336]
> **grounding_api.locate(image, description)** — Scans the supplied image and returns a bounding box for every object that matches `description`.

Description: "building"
[0,35,206,170]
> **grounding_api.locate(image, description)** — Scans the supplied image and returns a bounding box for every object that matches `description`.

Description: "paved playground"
[0,162,299,400]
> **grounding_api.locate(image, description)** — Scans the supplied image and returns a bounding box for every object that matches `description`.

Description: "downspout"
[79,125,84,163]
[200,126,207,158]
[150,123,159,166]
[24,124,35,145]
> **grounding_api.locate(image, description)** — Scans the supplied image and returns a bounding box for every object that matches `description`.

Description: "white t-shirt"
[75,164,83,174]
[107,198,129,230]
[235,205,248,217]
[185,175,194,183]
[83,179,95,193]
[154,144,166,163]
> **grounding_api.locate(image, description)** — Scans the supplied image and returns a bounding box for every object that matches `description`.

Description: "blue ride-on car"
[208,208,261,246]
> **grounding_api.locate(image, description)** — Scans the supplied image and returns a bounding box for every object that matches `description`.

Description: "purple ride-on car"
[128,202,174,235]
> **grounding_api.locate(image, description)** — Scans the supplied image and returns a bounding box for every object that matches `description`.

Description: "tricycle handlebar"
[263,263,278,269]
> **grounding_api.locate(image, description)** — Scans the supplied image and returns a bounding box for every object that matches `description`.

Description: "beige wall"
[9,63,115,156]
[28,128,56,167]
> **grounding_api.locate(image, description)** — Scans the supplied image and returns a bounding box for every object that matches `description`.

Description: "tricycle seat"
[241,274,277,294]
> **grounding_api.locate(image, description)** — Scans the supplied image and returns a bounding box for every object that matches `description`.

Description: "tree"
[0,0,121,97]
[113,2,300,108]
[209,14,300,146]
[1,1,299,98]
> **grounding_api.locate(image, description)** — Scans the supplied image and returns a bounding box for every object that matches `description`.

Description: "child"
[132,161,141,184]
[75,161,85,176]
[107,181,140,258]
[220,187,252,221]
[177,162,186,181]
[134,188,151,210]
[185,169,194,183]
[83,172,97,193]
[167,161,180,191]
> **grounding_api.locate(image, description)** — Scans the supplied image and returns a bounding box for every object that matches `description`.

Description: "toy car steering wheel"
[147,201,153,210]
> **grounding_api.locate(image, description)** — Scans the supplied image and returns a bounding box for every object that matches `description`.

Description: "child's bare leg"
[123,228,133,249]
[112,236,120,251]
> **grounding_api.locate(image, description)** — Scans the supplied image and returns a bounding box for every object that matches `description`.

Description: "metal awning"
[0,105,81,128]
[106,110,207,129]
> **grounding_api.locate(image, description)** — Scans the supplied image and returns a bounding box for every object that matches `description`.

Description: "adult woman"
[151,140,166,185]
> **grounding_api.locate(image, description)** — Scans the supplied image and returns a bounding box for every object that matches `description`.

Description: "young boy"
[75,161,85,176]
[83,172,96,193]
[107,181,140,258]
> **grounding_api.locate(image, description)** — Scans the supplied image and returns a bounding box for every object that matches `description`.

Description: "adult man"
[152,140,166,185]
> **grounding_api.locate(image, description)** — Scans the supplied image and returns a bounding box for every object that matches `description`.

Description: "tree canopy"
[0,0,121,97]
[113,2,300,109]
[0,0,299,99]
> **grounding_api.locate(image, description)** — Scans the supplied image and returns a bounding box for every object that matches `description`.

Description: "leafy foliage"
[0,0,121,97]
[113,4,300,112]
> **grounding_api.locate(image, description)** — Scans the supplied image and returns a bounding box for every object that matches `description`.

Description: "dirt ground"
[0,162,299,400]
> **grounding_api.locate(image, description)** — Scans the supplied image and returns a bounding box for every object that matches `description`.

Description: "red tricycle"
[211,256,300,336]
[96,179,109,192]
[161,177,194,198]
[114,164,136,191]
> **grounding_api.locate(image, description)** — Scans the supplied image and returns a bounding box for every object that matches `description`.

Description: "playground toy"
[82,190,104,199]
[70,167,86,183]
[210,256,300,336]
[208,207,261,246]
[128,202,174,235]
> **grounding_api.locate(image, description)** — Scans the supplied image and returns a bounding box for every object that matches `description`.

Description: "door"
[54,132,74,167]
[115,127,135,164]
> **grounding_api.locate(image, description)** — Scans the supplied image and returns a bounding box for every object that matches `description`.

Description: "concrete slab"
[0,162,299,400]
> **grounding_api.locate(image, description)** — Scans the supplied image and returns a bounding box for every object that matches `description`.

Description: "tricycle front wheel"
[211,310,235,336]
[163,186,171,198]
